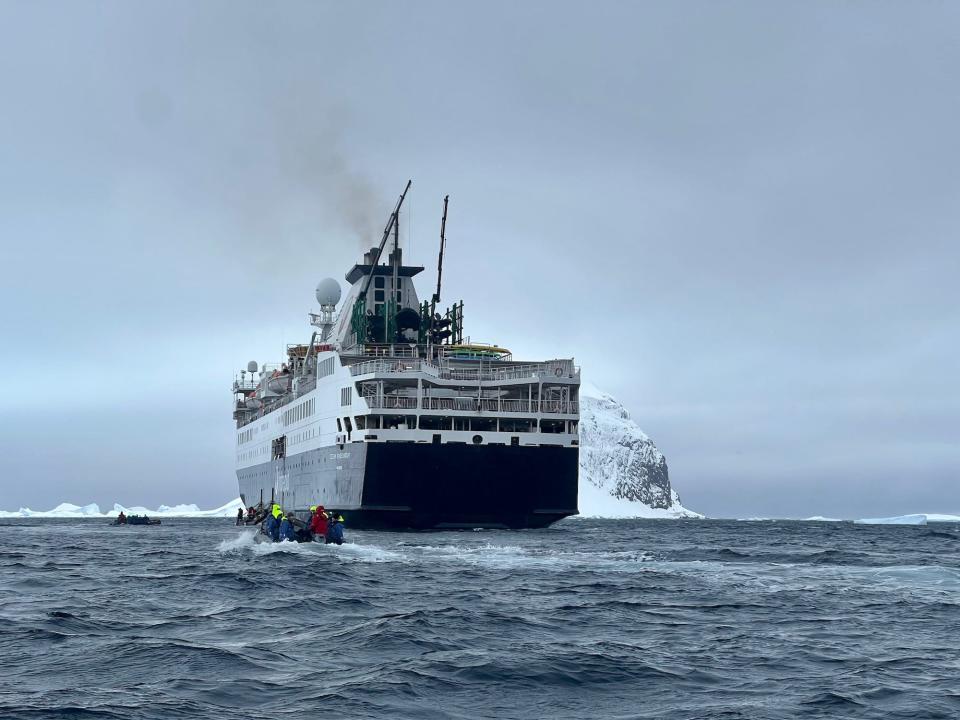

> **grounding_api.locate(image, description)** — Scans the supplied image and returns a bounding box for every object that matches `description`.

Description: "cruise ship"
[233,183,580,529]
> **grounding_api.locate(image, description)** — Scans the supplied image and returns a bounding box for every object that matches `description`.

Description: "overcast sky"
[1,1,957,518]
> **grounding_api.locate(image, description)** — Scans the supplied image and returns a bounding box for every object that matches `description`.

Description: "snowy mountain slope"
[578,382,700,518]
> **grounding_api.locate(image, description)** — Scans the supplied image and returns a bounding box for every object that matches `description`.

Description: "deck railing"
[417,398,579,414]
[350,359,579,382]
[350,359,440,377]
[363,396,419,410]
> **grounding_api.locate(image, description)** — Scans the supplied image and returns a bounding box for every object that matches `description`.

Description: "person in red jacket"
[309,505,329,538]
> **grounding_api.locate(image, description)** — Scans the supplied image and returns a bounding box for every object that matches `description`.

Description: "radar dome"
[315,278,342,307]
[247,360,258,373]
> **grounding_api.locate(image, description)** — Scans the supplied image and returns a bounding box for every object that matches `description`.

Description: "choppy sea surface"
[1,518,959,719]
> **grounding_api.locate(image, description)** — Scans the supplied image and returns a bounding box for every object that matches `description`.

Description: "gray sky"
[1,1,957,518]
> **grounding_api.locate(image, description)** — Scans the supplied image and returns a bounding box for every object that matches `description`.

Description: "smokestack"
[388,247,403,266]
[364,247,379,265]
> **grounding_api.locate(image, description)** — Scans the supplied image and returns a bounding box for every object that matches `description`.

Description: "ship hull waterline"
[237,443,579,530]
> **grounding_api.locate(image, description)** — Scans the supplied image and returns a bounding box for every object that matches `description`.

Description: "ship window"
[354,416,366,430]
[420,415,451,430]
[336,418,342,433]
[374,290,385,302]
[375,276,385,288]
[396,291,402,303]
[501,418,535,433]
[384,414,416,429]
[541,420,564,434]
[318,358,334,378]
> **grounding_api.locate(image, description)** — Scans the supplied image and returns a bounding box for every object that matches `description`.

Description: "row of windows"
[237,445,268,463]
[373,290,403,303]
[283,398,315,427]
[318,357,335,378]
[373,276,402,304]
[237,428,254,445]
[290,427,316,447]
[331,415,576,434]
[340,387,353,406]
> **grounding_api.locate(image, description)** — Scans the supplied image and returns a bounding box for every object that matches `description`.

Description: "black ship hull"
[237,442,579,530]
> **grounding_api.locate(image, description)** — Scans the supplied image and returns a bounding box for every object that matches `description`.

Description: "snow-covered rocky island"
[577,383,700,519]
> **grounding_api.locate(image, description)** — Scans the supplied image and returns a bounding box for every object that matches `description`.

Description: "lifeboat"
[444,343,511,360]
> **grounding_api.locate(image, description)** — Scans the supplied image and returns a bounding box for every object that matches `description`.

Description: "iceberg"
[0,498,244,519]
[923,514,960,523]
[853,513,960,525]
[854,514,928,526]
[0,502,103,519]
[803,516,845,522]
[157,503,201,514]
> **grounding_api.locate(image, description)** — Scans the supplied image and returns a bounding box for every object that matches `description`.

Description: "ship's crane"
[428,196,454,345]
[433,195,449,308]
[358,179,412,302]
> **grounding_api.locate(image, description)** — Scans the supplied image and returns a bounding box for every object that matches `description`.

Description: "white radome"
[315,278,342,307]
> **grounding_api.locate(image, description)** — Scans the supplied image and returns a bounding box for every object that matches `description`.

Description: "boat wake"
[215,530,960,598]
[216,531,402,563]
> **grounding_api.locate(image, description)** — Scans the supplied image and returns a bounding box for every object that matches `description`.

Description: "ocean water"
[1,519,959,719]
